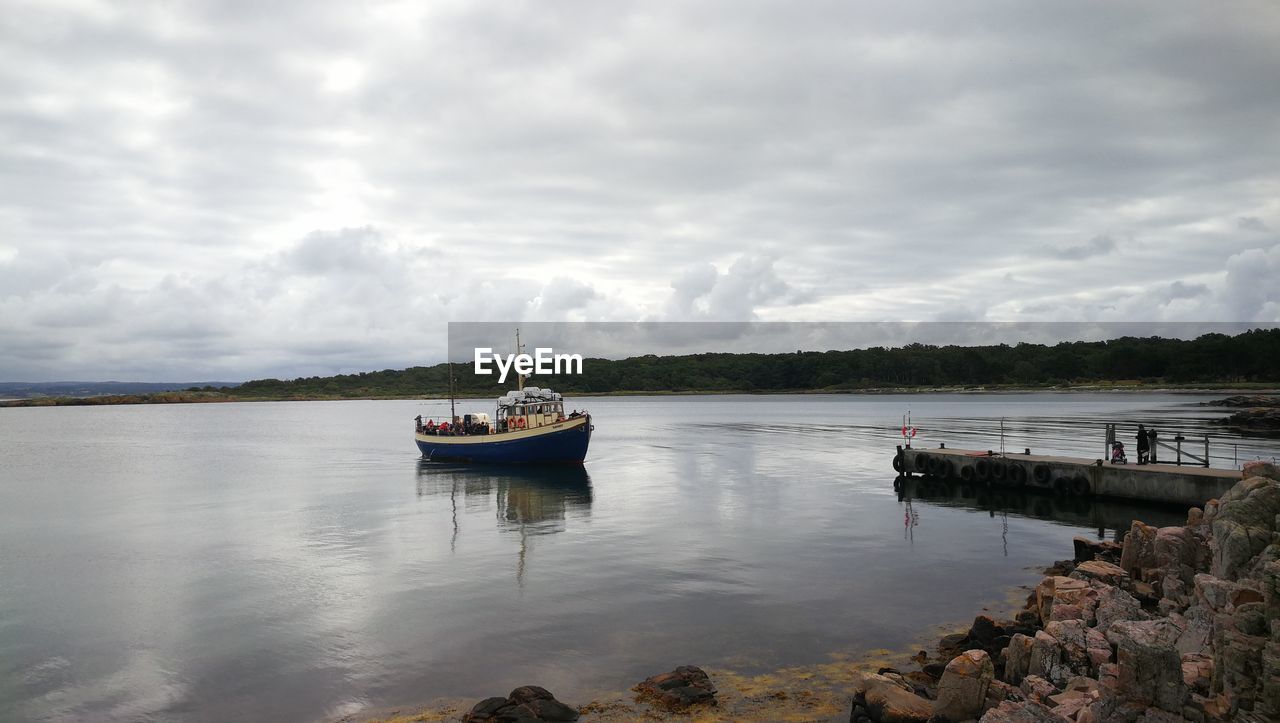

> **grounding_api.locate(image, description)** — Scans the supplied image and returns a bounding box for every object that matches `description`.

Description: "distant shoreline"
[2,384,1278,408]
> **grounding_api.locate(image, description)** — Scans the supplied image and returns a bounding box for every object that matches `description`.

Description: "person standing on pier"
[1148,427,1158,464]
[1136,424,1150,464]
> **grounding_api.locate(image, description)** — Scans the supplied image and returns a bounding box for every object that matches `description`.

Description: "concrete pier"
[894,445,1240,507]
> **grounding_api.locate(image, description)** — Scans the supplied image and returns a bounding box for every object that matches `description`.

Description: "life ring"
[901,425,917,438]
[1033,464,1051,485]
[1008,464,1028,486]
[1071,476,1091,497]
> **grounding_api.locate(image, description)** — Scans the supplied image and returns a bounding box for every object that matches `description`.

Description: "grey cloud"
[1050,235,1117,260]
[2,1,1280,380]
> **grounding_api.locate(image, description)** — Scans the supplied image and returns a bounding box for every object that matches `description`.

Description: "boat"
[414,333,593,464]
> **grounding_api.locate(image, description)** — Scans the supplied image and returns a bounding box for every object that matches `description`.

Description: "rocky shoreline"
[847,460,1280,722]
[365,462,1280,723]
[1206,395,1280,434]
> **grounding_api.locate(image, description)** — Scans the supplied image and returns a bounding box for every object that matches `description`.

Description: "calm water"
[1,393,1276,721]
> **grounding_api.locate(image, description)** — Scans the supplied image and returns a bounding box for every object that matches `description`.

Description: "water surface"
[1,393,1274,721]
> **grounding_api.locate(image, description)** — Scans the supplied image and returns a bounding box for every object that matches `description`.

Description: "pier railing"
[1104,423,1210,468]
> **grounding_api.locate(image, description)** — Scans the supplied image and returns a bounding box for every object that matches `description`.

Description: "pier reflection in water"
[415,462,593,585]
[893,474,1187,552]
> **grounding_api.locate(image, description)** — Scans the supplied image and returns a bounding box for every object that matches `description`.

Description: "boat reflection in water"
[415,461,593,585]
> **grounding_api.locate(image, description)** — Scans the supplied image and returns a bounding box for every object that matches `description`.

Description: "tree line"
[206,329,1280,399]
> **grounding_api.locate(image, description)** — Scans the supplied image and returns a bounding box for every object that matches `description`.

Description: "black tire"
[927,456,945,476]
[1053,477,1070,496]
[936,459,953,478]
[974,458,991,481]
[960,465,975,482]
[1033,464,1051,485]
[1072,476,1091,497]
[893,454,904,473]
[990,462,1007,483]
[1008,464,1028,486]
[913,454,930,474]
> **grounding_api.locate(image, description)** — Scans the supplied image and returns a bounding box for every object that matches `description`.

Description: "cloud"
[1,1,1279,379]
[1049,235,1118,260]
[1222,243,1280,320]
[1237,216,1269,232]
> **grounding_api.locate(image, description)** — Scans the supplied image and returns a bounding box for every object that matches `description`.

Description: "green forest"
[209,328,1280,399]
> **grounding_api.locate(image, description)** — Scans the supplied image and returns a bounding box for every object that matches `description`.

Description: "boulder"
[1134,706,1184,722]
[966,615,1009,657]
[934,650,994,722]
[855,672,933,723]
[521,699,580,721]
[1034,576,1088,625]
[1018,674,1056,704]
[1044,620,1091,675]
[1261,640,1280,720]
[1265,560,1280,628]
[508,686,556,705]
[633,665,716,711]
[1210,476,1280,580]
[1120,521,1159,578]
[1193,573,1238,612]
[1186,507,1204,528]
[465,697,514,722]
[1027,630,1070,686]
[1153,526,1210,587]
[1174,604,1213,656]
[1214,627,1266,713]
[1094,584,1146,634]
[977,699,1063,721]
[1071,560,1131,589]
[1181,652,1213,696]
[1073,536,1122,564]
[1004,634,1034,685]
[1242,461,1280,482]
[1202,499,1219,526]
[1105,619,1187,713]
[464,686,579,722]
[1233,601,1269,637]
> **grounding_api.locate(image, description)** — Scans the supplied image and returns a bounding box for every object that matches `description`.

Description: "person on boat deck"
[414,415,423,433]
[1136,424,1150,465]
[425,419,437,434]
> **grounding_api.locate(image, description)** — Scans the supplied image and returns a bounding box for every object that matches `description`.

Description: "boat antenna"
[515,327,525,392]
[449,360,456,421]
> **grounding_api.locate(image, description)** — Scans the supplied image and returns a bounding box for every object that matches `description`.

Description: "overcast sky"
[2,1,1278,381]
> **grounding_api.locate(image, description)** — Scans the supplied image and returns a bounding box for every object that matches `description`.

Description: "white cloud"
[1,1,1278,380]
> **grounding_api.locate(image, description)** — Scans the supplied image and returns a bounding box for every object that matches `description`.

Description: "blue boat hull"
[415,416,592,464]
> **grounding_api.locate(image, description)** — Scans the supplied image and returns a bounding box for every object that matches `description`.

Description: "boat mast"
[515,327,525,392]
[449,361,456,421]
